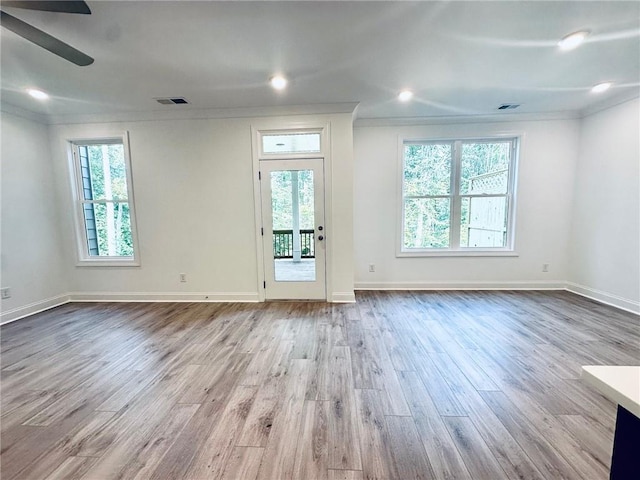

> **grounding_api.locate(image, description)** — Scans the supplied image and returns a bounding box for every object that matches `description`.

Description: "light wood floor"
[1,291,638,480]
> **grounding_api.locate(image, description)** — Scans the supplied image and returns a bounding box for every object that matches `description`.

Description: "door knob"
[318,226,323,231]
[318,235,324,241]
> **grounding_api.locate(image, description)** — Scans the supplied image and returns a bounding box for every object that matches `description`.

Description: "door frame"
[251,122,333,302]
[260,158,326,300]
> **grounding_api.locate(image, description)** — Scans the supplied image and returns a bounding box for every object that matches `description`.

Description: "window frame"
[68,132,141,266]
[397,135,520,257]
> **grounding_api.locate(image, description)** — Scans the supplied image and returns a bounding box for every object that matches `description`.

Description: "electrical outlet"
[1,287,11,299]
[368,264,376,273]
[542,263,549,273]
[179,273,187,283]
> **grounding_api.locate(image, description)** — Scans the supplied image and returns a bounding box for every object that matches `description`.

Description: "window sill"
[76,258,140,267]
[397,250,519,258]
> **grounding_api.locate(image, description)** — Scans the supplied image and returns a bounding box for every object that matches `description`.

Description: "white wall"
[47,112,354,302]
[353,118,581,289]
[1,111,69,323]
[3,99,637,316]
[568,98,640,313]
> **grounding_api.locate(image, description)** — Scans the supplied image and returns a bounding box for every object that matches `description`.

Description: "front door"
[260,158,326,300]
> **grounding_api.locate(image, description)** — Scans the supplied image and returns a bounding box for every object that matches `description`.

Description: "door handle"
[318,235,324,241]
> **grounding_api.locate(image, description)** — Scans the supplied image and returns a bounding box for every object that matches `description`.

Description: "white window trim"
[397,135,520,257]
[68,132,141,266]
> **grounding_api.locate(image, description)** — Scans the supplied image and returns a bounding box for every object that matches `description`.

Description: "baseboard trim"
[4,283,636,325]
[1,294,70,325]
[354,281,566,290]
[67,292,261,303]
[330,292,356,303]
[565,283,640,315]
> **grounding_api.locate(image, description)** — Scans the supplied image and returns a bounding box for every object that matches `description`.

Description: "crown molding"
[7,93,637,128]
[580,90,640,118]
[0,102,49,125]
[44,102,360,125]
[353,110,581,128]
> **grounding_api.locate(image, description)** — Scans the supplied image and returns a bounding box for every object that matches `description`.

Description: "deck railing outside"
[273,229,315,258]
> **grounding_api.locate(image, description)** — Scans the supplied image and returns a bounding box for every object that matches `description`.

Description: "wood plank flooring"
[1,291,638,479]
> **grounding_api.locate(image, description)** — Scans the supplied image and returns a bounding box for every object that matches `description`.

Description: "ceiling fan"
[0,1,93,66]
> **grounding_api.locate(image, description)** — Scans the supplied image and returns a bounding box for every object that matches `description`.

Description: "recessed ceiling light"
[591,82,612,93]
[398,90,413,102]
[270,75,288,90]
[558,30,589,51]
[26,88,49,100]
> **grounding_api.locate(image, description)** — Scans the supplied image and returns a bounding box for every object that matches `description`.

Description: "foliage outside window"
[70,135,139,265]
[271,170,315,258]
[401,138,518,254]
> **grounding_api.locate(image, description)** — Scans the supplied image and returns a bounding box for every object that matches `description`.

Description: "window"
[69,133,139,265]
[262,133,321,155]
[400,138,518,255]
[258,129,324,159]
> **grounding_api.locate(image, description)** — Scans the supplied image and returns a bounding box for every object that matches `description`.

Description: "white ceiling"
[1,1,639,121]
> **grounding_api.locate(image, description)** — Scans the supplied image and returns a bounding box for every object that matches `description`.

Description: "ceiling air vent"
[498,104,520,110]
[155,97,189,105]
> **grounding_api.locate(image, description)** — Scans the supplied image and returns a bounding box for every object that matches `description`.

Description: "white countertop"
[582,366,640,418]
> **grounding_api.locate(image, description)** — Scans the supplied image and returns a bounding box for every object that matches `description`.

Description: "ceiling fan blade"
[1,1,90,14]
[1,11,93,65]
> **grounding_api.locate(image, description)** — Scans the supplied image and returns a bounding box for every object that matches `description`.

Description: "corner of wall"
[567,97,640,308]
[1,111,70,319]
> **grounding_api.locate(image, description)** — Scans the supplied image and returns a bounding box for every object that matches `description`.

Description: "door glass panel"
[271,169,315,281]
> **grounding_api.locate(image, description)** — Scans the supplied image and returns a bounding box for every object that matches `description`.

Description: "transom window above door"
[262,132,321,155]
[257,129,324,159]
